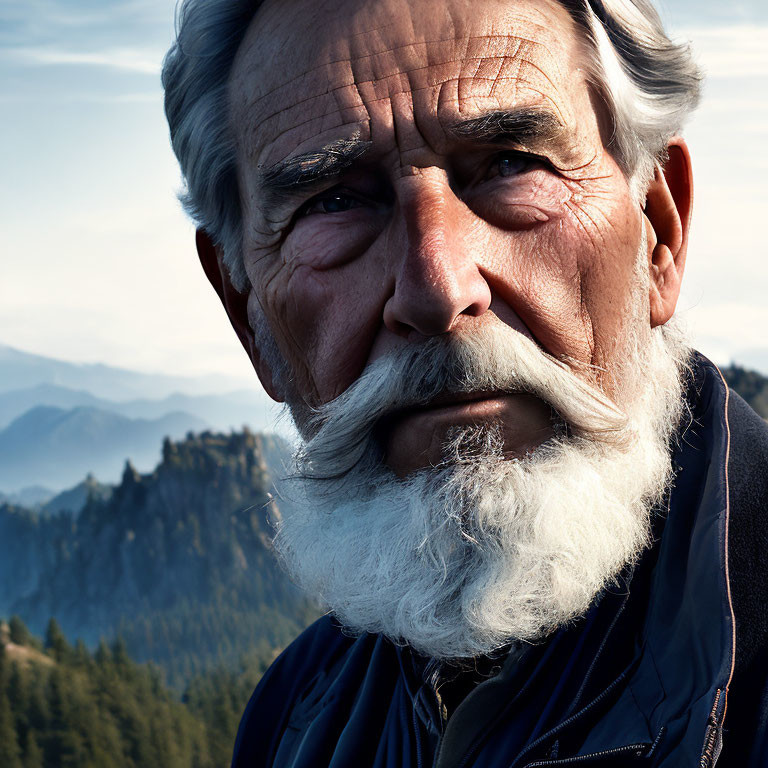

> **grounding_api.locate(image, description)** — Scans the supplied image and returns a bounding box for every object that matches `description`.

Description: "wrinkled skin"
[201,0,692,475]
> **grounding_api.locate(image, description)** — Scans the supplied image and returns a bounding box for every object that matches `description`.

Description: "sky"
[1,0,767,390]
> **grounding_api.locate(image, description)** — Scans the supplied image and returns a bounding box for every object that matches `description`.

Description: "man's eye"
[300,193,362,216]
[494,153,535,179]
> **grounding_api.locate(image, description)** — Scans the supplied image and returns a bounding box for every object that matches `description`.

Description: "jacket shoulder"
[726,388,768,618]
[727,388,768,485]
[726,388,768,664]
[721,389,768,765]
[231,614,356,766]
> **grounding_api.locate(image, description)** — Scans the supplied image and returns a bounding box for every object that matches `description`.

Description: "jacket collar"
[568,353,735,765]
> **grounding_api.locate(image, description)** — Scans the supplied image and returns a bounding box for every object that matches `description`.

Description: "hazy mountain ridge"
[40,475,113,517]
[0,486,54,509]
[0,382,275,431]
[0,429,315,687]
[0,405,209,491]
[0,344,252,400]
[0,344,285,495]
[0,476,112,515]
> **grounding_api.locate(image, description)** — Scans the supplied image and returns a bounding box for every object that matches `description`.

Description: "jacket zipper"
[507,668,632,768]
[699,689,723,768]
[521,741,650,766]
[440,621,639,768]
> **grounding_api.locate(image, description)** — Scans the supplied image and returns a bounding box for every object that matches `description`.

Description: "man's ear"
[196,229,284,401]
[643,137,693,327]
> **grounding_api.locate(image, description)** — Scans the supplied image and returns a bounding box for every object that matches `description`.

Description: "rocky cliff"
[0,429,315,686]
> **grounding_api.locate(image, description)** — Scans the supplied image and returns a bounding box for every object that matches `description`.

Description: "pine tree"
[110,636,131,671]
[8,616,31,647]
[0,645,23,768]
[22,732,43,768]
[24,664,49,735]
[94,639,111,669]
[44,619,69,664]
[7,663,30,761]
[0,693,23,768]
[44,667,84,768]
[72,639,91,669]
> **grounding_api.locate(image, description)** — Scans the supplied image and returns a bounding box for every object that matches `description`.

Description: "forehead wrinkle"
[472,56,507,107]
[507,46,562,101]
[457,55,484,104]
[251,76,569,173]
[340,9,570,63]
[233,4,587,176]
[244,40,569,149]
[237,30,563,131]
[492,58,569,122]
[231,0,578,113]
[465,33,517,61]
[250,66,376,169]
[459,32,505,108]
[237,35,486,117]
[244,72,352,152]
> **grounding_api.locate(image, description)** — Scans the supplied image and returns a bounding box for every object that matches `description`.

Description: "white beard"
[273,316,691,660]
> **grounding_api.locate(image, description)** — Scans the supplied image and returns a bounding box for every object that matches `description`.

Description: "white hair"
[162,0,702,292]
[272,316,691,658]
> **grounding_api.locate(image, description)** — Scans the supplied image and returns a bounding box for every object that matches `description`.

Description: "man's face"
[229,0,648,472]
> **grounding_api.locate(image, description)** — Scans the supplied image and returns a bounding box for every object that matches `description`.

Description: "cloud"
[681,25,768,78]
[0,0,174,33]
[685,303,768,351]
[6,45,162,74]
[0,91,162,105]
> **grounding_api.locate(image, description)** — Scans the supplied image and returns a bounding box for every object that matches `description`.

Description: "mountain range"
[0,405,208,490]
[0,429,315,688]
[0,382,277,432]
[0,344,254,400]
[2,340,766,498]
[0,344,289,495]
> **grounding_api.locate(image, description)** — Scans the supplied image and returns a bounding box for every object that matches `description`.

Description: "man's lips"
[383,391,558,477]
[395,390,516,419]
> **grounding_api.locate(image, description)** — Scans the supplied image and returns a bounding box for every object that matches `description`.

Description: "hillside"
[0,618,265,768]
[39,475,113,517]
[0,430,316,688]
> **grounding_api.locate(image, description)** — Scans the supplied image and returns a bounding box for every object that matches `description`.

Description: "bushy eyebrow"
[447,108,566,150]
[258,108,569,217]
[259,136,373,214]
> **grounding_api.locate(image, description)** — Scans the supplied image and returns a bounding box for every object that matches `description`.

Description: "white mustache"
[297,321,633,479]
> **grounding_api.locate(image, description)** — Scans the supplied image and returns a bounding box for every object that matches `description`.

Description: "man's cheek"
[481,221,609,363]
[485,224,586,307]
[281,265,383,402]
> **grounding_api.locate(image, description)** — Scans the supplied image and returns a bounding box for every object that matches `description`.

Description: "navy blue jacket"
[233,356,768,767]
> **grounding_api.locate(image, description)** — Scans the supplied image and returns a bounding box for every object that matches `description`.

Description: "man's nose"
[383,174,492,338]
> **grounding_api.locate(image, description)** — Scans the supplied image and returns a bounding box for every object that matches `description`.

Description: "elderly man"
[163,0,768,765]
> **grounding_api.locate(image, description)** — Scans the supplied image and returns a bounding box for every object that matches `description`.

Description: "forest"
[0,616,273,768]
